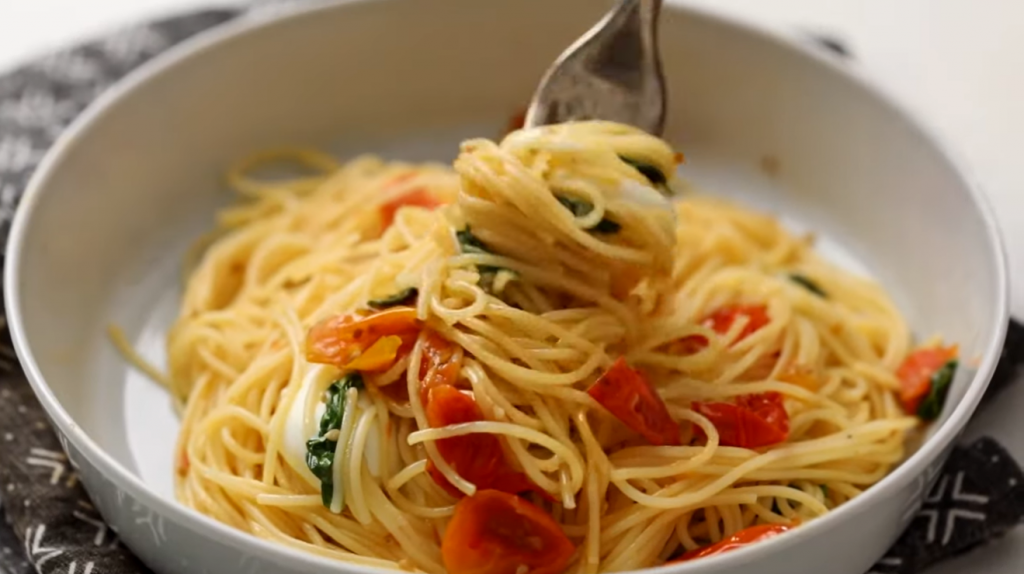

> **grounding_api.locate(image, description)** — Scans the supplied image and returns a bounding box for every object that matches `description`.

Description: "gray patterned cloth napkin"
[0,7,1022,574]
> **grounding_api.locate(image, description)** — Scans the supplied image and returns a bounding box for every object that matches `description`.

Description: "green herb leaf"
[457,227,500,274]
[916,359,957,421]
[305,437,336,507]
[555,194,621,234]
[620,156,668,186]
[456,227,491,255]
[555,194,592,218]
[305,373,364,508]
[821,485,829,499]
[456,227,517,291]
[789,274,828,298]
[593,218,622,234]
[368,287,418,309]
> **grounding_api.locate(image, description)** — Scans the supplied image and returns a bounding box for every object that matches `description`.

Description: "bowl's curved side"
[4,2,438,573]
[4,0,1008,573]
[61,437,308,574]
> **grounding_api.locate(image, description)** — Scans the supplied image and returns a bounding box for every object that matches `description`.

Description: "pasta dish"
[148,121,959,573]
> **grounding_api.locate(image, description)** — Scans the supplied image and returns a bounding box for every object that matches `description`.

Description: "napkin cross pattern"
[0,6,1021,574]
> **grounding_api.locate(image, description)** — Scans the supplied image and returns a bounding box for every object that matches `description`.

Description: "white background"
[0,1,1021,573]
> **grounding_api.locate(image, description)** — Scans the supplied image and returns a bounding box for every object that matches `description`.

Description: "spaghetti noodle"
[161,121,954,573]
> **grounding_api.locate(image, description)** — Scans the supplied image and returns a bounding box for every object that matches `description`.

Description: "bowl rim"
[3,0,1010,572]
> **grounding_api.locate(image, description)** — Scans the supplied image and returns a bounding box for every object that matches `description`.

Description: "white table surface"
[0,1,1021,573]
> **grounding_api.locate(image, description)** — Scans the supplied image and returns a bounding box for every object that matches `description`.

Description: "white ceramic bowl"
[4,1,1009,573]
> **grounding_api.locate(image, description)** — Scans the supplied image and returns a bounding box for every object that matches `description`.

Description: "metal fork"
[523,0,666,135]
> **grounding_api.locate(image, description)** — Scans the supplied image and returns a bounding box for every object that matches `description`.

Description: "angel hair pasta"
[153,121,958,574]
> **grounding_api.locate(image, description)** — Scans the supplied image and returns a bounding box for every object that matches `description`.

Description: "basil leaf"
[456,227,517,291]
[456,227,491,255]
[789,274,828,298]
[619,156,668,186]
[916,359,958,421]
[555,194,592,218]
[456,227,499,274]
[368,287,418,309]
[555,194,621,234]
[593,218,622,234]
[316,378,344,436]
[305,373,364,508]
[305,437,336,507]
